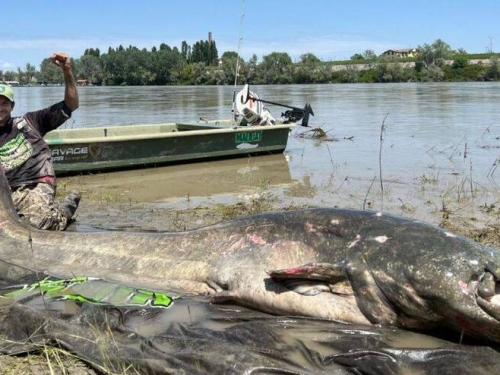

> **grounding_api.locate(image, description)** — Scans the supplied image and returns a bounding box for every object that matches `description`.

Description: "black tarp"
[1,260,500,374]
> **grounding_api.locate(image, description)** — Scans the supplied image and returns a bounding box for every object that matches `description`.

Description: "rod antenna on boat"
[232,0,245,120]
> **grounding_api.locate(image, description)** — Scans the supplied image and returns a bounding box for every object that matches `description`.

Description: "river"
[12,82,500,225]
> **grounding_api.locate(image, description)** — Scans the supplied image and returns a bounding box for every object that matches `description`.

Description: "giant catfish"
[1,170,500,342]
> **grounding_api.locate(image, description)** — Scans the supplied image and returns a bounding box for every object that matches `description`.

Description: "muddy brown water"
[11,82,493,231]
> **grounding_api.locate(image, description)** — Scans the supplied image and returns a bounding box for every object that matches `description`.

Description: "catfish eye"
[478,272,496,300]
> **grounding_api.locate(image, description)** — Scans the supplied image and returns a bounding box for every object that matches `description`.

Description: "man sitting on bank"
[0,52,80,230]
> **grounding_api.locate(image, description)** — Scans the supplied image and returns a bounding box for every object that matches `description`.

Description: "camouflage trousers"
[11,183,80,231]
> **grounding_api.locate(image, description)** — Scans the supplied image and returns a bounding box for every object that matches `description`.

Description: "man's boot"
[61,190,81,221]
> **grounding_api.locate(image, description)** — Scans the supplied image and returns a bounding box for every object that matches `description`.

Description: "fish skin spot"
[305,221,317,232]
[348,234,361,248]
[247,234,266,245]
[445,232,457,238]
[374,235,388,243]
[459,280,468,294]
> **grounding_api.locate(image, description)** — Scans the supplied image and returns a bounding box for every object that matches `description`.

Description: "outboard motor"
[234,83,314,127]
[235,84,276,125]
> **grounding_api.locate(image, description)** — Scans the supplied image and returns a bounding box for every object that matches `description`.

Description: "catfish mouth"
[476,266,500,321]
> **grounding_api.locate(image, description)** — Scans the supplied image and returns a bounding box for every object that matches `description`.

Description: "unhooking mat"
[0,259,499,374]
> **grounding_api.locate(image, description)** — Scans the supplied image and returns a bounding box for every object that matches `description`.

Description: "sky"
[2,0,499,71]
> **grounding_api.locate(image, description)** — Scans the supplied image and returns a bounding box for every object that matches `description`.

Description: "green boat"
[45,120,296,175]
[45,84,313,175]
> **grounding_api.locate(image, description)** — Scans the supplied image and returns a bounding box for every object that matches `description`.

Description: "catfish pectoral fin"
[267,262,347,282]
[346,253,397,325]
[206,280,224,293]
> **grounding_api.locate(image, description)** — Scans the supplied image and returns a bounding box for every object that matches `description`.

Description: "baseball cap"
[0,84,14,102]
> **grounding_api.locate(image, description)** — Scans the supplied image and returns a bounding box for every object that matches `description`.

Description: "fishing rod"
[231,0,246,121]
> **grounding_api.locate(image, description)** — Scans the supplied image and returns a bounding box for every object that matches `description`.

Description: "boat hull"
[45,121,295,175]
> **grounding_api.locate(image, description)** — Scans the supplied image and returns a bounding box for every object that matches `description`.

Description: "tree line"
[2,38,500,86]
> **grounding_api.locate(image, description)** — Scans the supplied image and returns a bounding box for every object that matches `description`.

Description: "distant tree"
[3,70,17,81]
[452,55,469,69]
[258,52,293,83]
[417,39,452,67]
[249,54,258,66]
[311,65,333,83]
[415,39,452,81]
[261,52,292,71]
[292,66,313,83]
[338,66,358,83]
[191,39,218,65]
[361,49,378,70]
[362,49,377,61]
[208,40,219,65]
[38,57,64,84]
[241,54,258,81]
[375,60,413,82]
[24,63,36,84]
[75,54,103,84]
[13,35,500,86]
[299,53,321,65]
[194,62,210,84]
[221,51,238,61]
[159,43,171,51]
[419,63,445,82]
[219,51,240,84]
[483,58,500,81]
[181,40,191,62]
[84,48,100,58]
[157,47,185,84]
[190,41,203,64]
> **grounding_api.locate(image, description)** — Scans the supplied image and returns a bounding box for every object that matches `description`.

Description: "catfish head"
[268,210,500,343]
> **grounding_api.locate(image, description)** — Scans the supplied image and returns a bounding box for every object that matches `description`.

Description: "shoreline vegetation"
[2,39,500,87]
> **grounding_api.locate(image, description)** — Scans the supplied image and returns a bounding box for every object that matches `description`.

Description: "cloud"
[1,61,15,70]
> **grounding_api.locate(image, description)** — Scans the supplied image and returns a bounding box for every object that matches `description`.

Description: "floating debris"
[294,127,353,142]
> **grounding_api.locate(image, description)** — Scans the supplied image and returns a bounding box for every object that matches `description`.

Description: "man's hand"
[50,52,79,111]
[51,52,71,70]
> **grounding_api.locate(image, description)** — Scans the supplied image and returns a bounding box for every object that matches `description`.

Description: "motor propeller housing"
[282,103,314,127]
